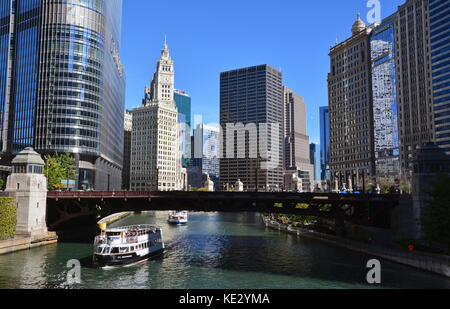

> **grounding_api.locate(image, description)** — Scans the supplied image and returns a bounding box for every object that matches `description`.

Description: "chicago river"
[0,212,448,289]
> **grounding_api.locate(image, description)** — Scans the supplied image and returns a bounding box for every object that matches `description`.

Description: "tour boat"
[168,211,188,225]
[93,225,164,268]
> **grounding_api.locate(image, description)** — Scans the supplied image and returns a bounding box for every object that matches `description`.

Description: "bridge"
[46,191,403,232]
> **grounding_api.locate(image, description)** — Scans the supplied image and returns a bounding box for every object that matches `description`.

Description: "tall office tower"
[310,143,317,181]
[130,41,184,191]
[174,89,192,167]
[193,123,220,187]
[283,86,314,191]
[122,110,132,190]
[328,14,375,189]
[319,106,330,181]
[394,0,434,177]
[430,0,450,154]
[370,14,401,183]
[0,0,126,190]
[220,65,284,191]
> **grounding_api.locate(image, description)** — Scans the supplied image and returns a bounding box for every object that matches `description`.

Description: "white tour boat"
[93,224,164,268]
[168,211,188,225]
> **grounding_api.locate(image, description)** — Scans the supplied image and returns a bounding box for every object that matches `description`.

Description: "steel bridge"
[46,191,403,232]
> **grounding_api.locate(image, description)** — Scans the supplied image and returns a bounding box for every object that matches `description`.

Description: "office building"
[174,89,192,167]
[122,110,132,190]
[328,14,375,189]
[0,0,126,190]
[394,0,434,177]
[310,143,317,181]
[429,0,450,154]
[220,65,284,191]
[130,41,185,191]
[319,106,330,181]
[193,123,220,187]
[370,14,401,183]
[283,86,314,191]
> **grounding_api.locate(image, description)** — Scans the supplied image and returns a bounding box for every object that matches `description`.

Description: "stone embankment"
[262,215,450,278]
[0,232,58,255]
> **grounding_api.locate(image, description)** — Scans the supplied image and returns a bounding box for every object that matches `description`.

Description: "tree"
[44,153,76,191]
[420,173,450,245]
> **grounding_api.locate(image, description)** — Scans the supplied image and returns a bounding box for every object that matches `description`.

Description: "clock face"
[163,76,170,83]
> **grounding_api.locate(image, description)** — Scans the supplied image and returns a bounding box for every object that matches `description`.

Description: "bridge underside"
[46,192,400,232]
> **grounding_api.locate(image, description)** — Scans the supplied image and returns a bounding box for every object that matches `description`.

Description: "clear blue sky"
[121,0,403,145]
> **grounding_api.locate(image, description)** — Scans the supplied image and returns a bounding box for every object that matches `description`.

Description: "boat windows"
[119,247,129,253]
[111,247,119,254]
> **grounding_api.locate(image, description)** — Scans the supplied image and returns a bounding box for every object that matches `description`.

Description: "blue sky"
[121,0,403,145]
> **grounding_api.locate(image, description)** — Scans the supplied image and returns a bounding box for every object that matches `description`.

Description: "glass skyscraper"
[193,123,220,187]
[174,89,192,167]
[430,0,450,154]
[319,106,330,181]
[0,0,126,190]
[370,14,400,183]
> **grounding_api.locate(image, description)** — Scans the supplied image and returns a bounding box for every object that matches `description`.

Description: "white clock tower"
[130,39,186,192]
[150,37,175,104]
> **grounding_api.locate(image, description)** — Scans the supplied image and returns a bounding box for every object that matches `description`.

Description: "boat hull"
[93,248,164,268]
[168,220,187,225]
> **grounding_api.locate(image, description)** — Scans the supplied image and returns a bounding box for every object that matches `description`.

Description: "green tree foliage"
[420,174,450,245]
[44,153,76,191]
[0,197,17,240]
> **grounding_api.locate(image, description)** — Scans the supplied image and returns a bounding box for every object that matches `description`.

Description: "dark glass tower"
[174,89,192,167]
[220,64,283,191]
[0,0,126,190]
[370,14,400,183]
[319,106,330,181]
[430,0,450,154]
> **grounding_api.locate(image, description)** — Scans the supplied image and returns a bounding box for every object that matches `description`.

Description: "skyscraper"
[130,41,185,191]
[174,89,192,167]
[430,0,450,154]
[319,106,330,181]
[370,14,401,183]
[122,110,132,190]
[310,143,317,181]
[283,86,314,191]
[0,0,126,190]
[220,65,283,191]
[395,0,434,176]
[193,123,220,188]
[328,14,375,189]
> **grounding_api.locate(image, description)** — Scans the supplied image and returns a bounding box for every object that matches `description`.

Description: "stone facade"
[5,148,47,237]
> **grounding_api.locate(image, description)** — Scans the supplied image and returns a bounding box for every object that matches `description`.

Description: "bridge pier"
[334,208,345,238]
[4,148,56,242]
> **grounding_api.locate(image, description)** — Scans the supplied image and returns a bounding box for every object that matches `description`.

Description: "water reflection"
[0,212,448,289]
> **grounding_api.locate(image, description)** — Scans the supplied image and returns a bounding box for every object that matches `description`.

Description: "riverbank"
[261,215,450,278]
[0,232,58,255]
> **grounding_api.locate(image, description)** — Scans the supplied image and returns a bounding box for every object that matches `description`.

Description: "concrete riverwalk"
[262,215,450,278]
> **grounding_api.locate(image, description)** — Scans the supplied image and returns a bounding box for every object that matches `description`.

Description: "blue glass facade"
[11,0,41,151]
[370,14,400,182]
[319,106,330,181]
[0,1,12,152]
[174,90,191,167]
[430,0,450,154]
[0,0,126,190]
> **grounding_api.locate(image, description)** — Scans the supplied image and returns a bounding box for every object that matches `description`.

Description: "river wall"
[262,215,450,278]
[0,232,58,255]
